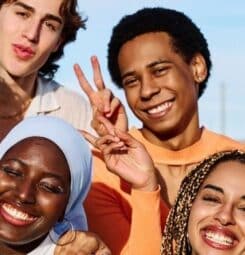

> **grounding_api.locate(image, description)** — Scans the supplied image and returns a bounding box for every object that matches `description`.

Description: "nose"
[16,180,36,205]
[140,74,161,100]
[22,19,41,43]
[214,204,235,226]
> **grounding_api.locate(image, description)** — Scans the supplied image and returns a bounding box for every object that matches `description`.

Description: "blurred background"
[55,0,245,141]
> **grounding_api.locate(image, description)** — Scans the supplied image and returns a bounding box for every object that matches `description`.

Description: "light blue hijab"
[0,116,92,239]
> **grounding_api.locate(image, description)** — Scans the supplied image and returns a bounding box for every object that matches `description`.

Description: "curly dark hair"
[0,0,86,79]
[108,7,212,98]
[161,150,245,254]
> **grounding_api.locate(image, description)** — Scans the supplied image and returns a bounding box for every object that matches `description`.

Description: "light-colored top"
[28,236,55,255]
[25,77,93,132]
[84,127,245,255]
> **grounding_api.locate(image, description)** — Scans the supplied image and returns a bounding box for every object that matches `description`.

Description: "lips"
[201,225,238,250]
[12,44,35,60]
[0,203,38,227]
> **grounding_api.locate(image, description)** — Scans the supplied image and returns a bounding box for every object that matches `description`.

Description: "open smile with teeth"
[2,203,37,222]
[205,231,234,246]
[147,101,172,115]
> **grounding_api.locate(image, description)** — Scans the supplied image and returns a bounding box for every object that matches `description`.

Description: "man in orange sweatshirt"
[60,7,245,255]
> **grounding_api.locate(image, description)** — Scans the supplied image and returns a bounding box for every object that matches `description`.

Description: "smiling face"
[0,137,70,249]
[188,160,245,255]
[118,32,206,143]
[0,0,64,80]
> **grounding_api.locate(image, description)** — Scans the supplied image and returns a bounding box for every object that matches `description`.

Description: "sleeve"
[84,180,168,255]
[121,186,164,255]
[84,152,169,255]
[84,181,131,255]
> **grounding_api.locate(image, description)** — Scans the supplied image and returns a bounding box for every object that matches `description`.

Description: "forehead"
[119,32,173,55]
[2,136,70,178]
[202,160,245,191]
[3,137,63,158]
[2,0,64,15]
[118,32,184,72]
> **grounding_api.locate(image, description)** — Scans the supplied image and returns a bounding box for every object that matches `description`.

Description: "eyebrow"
[203,184,245,202]
[146,60,171,68]
[14,1,63,25]
[14,1,34,12]
[43,172,66,182]
[121,60,171,80]
[4,158,26,167]
[203,184,224,194]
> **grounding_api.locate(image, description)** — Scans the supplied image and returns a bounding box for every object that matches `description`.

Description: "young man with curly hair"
[0,0,92,141]
[60,7,245,255]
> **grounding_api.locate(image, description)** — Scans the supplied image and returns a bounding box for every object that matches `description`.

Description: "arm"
[55,127,167,255]
[84,167,165,255]
[82,123,165,254]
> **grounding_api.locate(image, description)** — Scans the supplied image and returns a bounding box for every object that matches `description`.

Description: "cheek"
[188,201,209,229]
[37,194,68,220]
[0,13,20,33]
[125,89,138,107]
[42,32,61,50]
[235,214,245,233]
[0,174,16,193]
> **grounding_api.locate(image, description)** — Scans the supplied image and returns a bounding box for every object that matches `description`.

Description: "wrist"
[132,171,158,192]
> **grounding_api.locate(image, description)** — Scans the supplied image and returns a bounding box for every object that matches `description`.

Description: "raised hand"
[54,231,111,255]
[82,116,158,192]
[74,56,128,137]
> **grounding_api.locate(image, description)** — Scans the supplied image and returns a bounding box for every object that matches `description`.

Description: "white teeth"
[205,231,233,246]
[147,102,172,114]
[2,203,36,221]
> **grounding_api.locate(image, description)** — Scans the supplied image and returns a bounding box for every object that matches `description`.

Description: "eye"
[38,182,64,194]
[238,207,245,212]
[237,204,245,212]
[44,21,58,32]
[122,77,138,87]
[1,166,23,177]
[202,195,221,204]
[153,66,168,76]
[15,11,30,19]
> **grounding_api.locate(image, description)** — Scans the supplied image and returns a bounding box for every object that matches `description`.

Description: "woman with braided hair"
[162,150,245,255]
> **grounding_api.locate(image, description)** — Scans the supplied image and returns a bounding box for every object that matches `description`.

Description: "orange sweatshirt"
[84,128,245,255]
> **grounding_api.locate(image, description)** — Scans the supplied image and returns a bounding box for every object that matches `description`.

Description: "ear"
[190,53,207,84]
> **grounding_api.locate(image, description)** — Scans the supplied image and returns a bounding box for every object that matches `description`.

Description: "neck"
[0,242,24,255]
[0,70,36,119]
[0,68,37,98]
[141,113,202,150]
[0,234,47,254]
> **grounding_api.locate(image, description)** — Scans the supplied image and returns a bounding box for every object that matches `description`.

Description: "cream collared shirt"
[25,77,93,132]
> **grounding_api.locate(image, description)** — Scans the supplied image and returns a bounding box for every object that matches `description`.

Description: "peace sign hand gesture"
[74,56,128,137]
[82,116,158,192]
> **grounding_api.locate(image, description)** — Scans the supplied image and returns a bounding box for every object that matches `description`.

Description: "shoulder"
[204,128,245,150]
[50,79,88,104]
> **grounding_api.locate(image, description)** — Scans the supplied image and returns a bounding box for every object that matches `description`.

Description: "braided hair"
[161,150,245,255]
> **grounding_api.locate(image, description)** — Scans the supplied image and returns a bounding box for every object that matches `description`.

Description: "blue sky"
[55,0,245,140]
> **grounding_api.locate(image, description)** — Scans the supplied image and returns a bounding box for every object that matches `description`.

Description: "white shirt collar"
[25,77,60,116]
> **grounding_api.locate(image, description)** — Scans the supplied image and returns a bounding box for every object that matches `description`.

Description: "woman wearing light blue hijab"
[0,116,109,254]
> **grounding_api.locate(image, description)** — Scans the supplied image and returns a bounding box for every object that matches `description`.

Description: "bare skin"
[55,231,111,255]
[82,116,158,192]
